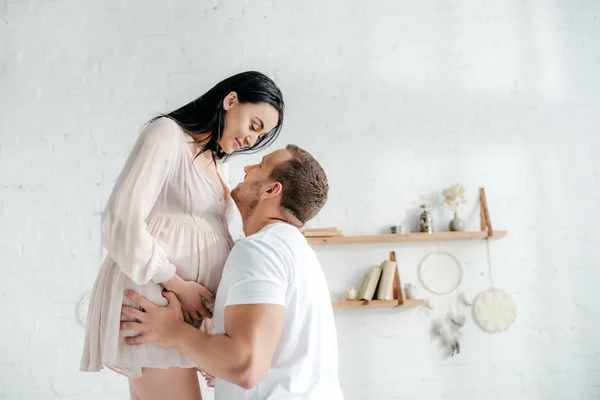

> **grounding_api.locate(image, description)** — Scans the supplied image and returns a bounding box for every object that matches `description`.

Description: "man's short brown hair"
[269,145,328,225]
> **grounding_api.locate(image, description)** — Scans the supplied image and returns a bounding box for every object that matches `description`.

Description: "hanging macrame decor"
[472,247,518,333]
[471,189,517,333]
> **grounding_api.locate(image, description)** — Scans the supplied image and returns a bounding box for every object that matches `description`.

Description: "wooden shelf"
[307,230,507,245]
[332,299,426,309]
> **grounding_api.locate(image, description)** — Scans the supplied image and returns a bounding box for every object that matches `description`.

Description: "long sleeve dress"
[79,117,242,378]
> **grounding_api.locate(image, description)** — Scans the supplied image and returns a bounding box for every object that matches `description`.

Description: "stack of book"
[301,227,343,238]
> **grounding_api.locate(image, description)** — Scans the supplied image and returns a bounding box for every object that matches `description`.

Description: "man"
[121,145,344,399]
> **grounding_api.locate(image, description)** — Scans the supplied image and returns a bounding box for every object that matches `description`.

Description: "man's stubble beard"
[231,182,262,220]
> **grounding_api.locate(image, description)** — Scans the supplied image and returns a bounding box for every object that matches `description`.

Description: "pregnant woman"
[80,71,284,400]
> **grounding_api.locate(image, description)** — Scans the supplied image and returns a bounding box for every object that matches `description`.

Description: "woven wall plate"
[472,287,517,333]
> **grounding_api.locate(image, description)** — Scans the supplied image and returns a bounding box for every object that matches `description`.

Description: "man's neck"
[242,212,290,237]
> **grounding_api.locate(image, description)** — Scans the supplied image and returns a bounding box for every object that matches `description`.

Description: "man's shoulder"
[239,223,304,249]
[227,224,304,267]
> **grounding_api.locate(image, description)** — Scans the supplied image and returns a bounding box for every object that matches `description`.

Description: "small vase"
[449,211,465,232]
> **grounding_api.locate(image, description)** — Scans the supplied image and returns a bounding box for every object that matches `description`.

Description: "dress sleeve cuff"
[151,262,177,284]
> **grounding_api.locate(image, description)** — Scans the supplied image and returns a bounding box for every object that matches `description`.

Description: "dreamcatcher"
[418,250,470,357]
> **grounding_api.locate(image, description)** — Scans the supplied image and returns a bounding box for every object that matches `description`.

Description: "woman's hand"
[200,370,215,388]
[162,275,214,323]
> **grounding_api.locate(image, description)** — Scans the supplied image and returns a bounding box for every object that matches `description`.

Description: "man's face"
[231,149,292,219]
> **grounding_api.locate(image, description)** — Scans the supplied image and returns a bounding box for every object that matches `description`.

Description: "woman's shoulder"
[141,116,183,139]
[136,116,184,150]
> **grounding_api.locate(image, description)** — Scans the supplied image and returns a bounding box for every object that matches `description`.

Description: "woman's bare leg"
[130,367,202,400]
[129,380,141,400]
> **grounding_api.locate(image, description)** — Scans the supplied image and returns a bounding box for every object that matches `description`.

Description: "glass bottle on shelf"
[419,203,433,234]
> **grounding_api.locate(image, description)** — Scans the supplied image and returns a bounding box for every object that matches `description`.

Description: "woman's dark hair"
[152,71,284,160]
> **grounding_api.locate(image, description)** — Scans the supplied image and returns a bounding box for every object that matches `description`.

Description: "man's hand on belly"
[121,290,187,348]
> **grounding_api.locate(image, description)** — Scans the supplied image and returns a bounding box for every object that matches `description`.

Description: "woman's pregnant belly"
[147,213,233,293]
[118,214,233,315]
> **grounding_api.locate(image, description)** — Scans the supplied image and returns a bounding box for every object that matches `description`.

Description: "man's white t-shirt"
[212,222,343,400]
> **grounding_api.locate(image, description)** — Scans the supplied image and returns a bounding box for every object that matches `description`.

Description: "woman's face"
[218,92,280,154]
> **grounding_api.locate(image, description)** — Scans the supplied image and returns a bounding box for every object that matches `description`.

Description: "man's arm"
[178,303,284,388]
[122,290,284,389]
[122,238,289,388]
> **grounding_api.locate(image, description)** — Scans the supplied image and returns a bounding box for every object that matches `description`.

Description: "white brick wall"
[1,0,599,399]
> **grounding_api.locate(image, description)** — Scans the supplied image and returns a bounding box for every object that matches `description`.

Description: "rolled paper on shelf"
[357,266,382,301]
[376,260,396,301]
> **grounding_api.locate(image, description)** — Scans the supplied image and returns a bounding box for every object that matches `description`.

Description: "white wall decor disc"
[472,287,517,333]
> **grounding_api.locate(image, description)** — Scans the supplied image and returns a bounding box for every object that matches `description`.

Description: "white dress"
[80,117,242,378]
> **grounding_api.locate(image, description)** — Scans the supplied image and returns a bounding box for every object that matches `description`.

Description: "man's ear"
[263,182,283,198]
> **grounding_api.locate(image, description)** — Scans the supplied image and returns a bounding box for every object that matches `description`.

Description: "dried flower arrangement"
[442,184,467,213]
